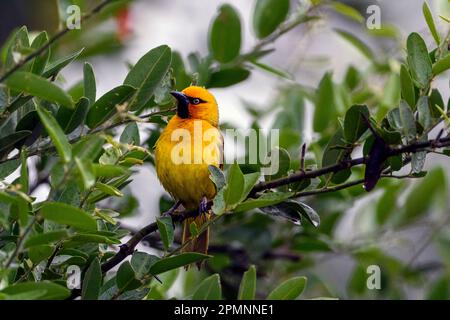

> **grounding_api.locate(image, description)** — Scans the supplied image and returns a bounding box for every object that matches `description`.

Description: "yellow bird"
[155,86,223,256]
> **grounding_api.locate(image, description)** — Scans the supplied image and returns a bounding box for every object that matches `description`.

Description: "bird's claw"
[199,196,208,215]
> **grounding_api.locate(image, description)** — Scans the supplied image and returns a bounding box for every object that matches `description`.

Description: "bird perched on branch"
[155,86,223,260]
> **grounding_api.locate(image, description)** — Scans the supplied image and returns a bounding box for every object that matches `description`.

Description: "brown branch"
[96,135,450,279]
[0,0,118,83]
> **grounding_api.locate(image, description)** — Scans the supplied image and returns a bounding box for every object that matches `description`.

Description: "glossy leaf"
[343,105,369,143]
[124,45,172,111]
[86,85,136,129]
[400,64,415,108]
[37,106,72,163]
[156,216,174,250]
[40,202,97,231]
[6,72,74,108]
[83,62,96,104]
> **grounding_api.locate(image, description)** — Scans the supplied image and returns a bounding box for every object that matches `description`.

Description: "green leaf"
[398,100,417,141]
[117,261,141,292]
[0,281,70,300]
[264,147,290,182]
[82,258,102,300]
[5,72,74,108]
[314,72,336,132]
[149,253,210,275]
[156,216,174,250]
[75,157,95,189]
[432,54,450,76]
[331,2,364,23]
[83,62,96,104]
[209,4,241,63]
[40,202,97,231]
[85,85,136,129]
[120,122,140,145]
[73,135,105,162]
[0,159,20,179]
[36,106,72,163]
[335,29,374,60]
[208,165,226,190]
[422,2,440,46]
[322,128,351,184]
[234,191,293,212]
[92,164,128,178]
[95,182,123,197]
[131,252,160,279]
[223,163,245,206]
[42,48,84,78]
[207,67,249,88]
[24,230,69,248]
[396,167,446,226]
[400,64,416,108]
[30,31,50,75]
[417,96,432,129]
[406,32,432,89]
[28,245,53,264]
[238,265,256,300]
[56,96,89,134]
[124,45,172,111]
[0,131,31,155]
[376,182,403,225]
[241,172,260,201]
[253,0,290,39]
[267,276,307,300]
[192,274,222,300]
[343,105,369,143]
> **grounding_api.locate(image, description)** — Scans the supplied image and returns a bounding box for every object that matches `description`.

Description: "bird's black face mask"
[170,91,190,119]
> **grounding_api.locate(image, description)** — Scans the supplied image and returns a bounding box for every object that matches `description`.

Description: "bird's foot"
[199,196,209,215]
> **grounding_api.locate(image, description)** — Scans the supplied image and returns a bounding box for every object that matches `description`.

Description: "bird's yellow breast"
[155,116,223,209]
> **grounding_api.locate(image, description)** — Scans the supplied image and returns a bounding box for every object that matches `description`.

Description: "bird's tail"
[182,212,211,268]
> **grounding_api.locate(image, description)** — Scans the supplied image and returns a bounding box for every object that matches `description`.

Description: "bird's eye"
[192,98,201,105]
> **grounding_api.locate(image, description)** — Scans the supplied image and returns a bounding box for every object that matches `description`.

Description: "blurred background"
[1,0,449,299]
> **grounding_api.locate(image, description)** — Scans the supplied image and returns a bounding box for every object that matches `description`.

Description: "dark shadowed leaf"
[56,97,89,134]
[156,216,174,250]
[116,261,141,292]
[207,67,249,88]
[82,258,102,300]
[83,62,96,104]
[400,64,415,108]
[86,85,136,129]
[37,106,72,163]
[42,48,84,78]
[343,104,369,143]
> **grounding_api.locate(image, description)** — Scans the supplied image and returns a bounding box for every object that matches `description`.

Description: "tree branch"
[96,134,450,277]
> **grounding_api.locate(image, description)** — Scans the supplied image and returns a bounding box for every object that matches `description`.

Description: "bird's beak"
[170,91,189,118]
